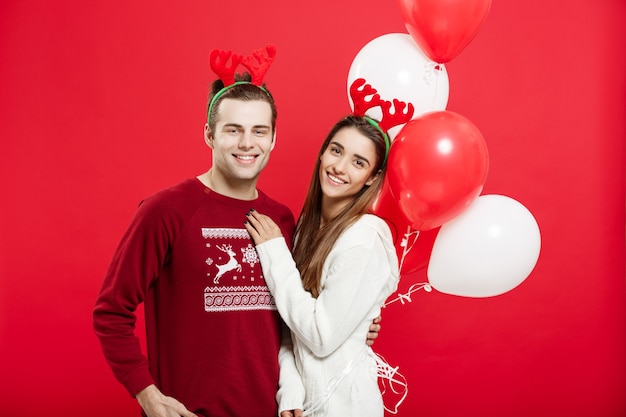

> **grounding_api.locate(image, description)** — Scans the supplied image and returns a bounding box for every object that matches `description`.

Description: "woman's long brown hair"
[292,115,388,298]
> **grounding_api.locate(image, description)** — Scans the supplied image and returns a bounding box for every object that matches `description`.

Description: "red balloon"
[372,178,410,246]
[397,0,492,63]
[387,111,489,231]
[372,179,439,275]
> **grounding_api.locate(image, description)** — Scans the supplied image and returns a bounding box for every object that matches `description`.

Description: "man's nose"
[238,131,254,148]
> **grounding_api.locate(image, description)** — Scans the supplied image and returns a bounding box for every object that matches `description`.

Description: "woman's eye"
[355,159,369,168]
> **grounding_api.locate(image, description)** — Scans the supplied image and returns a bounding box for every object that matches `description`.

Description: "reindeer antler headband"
[207,45,277,123]
[349,78,414,167]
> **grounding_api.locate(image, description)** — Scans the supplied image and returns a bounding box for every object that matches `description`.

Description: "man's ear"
[270,129,277,151]
[204,123,213,148]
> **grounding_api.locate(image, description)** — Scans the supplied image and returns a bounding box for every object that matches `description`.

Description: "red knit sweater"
[93,178,295,416]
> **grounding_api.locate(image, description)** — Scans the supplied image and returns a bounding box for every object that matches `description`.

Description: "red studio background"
[1,1,624,416]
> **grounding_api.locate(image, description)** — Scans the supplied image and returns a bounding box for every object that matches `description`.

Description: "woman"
[244,114,400,416]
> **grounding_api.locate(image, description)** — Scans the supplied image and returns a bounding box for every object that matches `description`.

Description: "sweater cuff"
[122,365,155,397]
[278,393,305,416]
[255,236,288,254]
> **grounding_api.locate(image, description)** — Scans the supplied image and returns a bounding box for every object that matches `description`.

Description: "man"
[93,47,381,417]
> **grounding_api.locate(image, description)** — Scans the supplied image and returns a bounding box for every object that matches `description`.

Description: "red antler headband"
[207,45,277,123]
[349,78,414,166]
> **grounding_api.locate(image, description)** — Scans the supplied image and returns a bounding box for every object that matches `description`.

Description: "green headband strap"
[207,81,270,124]
[363,116,391,168]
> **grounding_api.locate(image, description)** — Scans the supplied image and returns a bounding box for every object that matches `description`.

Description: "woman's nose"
[332,157,348,174]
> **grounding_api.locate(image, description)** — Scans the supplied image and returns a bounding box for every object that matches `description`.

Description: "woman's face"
[318,126,379,207]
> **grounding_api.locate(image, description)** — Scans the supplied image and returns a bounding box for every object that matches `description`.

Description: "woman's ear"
[365,170,381,186]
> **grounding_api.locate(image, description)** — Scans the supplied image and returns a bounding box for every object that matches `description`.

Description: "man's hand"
[136,384,197,417]
[366,315,382,346]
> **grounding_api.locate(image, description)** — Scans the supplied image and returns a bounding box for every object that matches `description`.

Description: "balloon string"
[429,64,443,110]
[383,282,432,307]
[386,227,432,308]
[301,347,369,416]
[423,61,441,85]
[300,348,408,416]
[373,351,408,415]
[398,226,420,274]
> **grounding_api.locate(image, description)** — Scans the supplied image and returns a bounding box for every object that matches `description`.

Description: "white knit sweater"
[254,214,400,416]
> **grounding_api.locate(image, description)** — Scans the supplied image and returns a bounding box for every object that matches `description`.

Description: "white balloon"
[347,33,449,140]
[427,194,541,298]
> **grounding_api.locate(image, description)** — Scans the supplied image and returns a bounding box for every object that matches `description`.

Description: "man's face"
[205,98,276,186]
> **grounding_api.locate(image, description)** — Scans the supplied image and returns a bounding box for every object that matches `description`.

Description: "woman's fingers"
[245,210,282,244]
[248,211,272,233]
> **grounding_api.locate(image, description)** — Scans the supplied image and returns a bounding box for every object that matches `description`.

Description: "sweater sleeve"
[92,195,175,396]
[276,321,305,414]
[255,221,397,358]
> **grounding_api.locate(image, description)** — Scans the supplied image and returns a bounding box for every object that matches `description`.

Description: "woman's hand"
[244,209,284,245]
[280,409,303,417]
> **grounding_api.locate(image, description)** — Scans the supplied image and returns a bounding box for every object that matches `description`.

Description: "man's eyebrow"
[221,123,243,129]
[221,123,271,130]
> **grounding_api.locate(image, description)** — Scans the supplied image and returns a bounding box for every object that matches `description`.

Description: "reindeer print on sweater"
[202,227,276,313]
